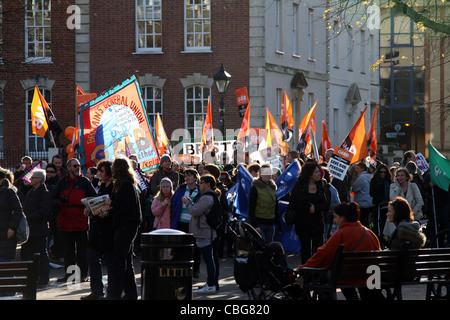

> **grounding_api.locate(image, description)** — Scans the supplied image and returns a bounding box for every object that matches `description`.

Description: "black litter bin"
[140,229,194,300]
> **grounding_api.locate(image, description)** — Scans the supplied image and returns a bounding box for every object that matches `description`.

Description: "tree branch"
[391,0,450,35]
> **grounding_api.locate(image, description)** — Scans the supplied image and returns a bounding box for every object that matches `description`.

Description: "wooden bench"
[299,244,450,300]
[0,253,39,300]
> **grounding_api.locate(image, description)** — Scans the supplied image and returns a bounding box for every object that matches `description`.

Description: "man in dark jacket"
[21,169,52,285]
[52,158,97,282]
[149,154,179,196]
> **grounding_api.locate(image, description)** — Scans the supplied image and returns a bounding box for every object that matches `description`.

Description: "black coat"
[0,186,23,260]
[23,183,52,238]
[89,182,114,251]
[288,179,331,234]
[111,179,142,229]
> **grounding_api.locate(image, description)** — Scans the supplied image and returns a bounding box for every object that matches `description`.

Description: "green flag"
[428,140,450,191]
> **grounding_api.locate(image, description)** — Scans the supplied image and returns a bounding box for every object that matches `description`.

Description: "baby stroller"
[231,220,303,300]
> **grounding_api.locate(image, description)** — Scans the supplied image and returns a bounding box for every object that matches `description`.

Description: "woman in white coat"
[384,167,424,241]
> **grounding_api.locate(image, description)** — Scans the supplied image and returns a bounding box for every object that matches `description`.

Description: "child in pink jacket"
[151,177,174,230]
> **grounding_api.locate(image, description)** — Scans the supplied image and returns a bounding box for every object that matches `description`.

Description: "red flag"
[265,108,289,155]
[200,97,214,154]
[367,105,378,158]
[340,106,368,164]
[321,120,332,156]
[297,100,317,155]
[280,89,294,141]
[155,113,172,156]
[237,102,250,142]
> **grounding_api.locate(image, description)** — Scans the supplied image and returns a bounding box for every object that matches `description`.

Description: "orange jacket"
[299,221,381,270]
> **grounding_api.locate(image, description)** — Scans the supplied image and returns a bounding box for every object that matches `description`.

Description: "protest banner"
[327,146,354,181]
[78,76,160,172]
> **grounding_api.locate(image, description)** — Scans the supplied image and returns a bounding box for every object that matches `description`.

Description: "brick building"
[0,0,249,168]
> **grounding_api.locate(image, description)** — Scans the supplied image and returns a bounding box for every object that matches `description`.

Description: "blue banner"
[275,159,301,199]
[274,201,301,253]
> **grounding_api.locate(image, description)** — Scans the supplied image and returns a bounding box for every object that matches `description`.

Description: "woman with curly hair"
[104,157,142,300]
[287,160,331,264]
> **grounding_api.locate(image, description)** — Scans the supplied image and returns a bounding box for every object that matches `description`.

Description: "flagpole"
[431,187,439,248]
[310,130,320,162]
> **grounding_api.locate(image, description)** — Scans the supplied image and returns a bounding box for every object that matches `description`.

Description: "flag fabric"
[274,201,301,253]
[340,105,368,164]
[200,97,214,154]
[236,102,250,143]
[367,104,378,157]
[428,140,450,191]
[275,159,302,199]
[265,108,289,156]
[297,100,317,156]
[321,120,332,156]
[155,113,172,156]
[280,89,294,142]
[234,165,254,217]
[78,75,160,172]
[20,161,42,183]
[31,86,62,148]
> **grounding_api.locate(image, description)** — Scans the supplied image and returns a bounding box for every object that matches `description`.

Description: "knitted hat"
[160,154,172,164]
[160,177,173,190]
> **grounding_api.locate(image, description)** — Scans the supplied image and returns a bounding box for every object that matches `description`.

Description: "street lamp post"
[213,64,232,137]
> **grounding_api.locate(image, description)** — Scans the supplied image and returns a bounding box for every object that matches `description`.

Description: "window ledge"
[133,50,164,55]
[23,57,53,64]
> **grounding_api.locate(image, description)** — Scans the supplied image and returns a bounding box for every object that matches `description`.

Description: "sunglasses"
[72,164,80,168]
[46,170,56,174]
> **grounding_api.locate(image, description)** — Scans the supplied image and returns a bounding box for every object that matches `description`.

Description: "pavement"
[0,248,429,301]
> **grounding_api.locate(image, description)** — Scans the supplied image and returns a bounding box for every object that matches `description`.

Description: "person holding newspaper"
[81,160,115,300]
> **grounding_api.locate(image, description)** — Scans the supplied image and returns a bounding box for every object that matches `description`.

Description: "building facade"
[0,0,383,169]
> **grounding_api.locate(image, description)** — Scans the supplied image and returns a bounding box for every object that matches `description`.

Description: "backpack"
[204,192,224,230]
[16,212,30,245]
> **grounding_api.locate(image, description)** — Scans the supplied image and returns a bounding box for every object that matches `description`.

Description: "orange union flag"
[200,97,214,153]
[280,89,294,141]
[237,102,250,141]
[155,113,172,156]
[321,120,332,156]
[340,105,368,164]
[265,108,289,155]
[297,100,317,155]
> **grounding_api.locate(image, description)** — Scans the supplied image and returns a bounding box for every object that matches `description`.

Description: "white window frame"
[292,3,299,57]
[184,0,211,52]
[141,86,163,132]
[26,87,50,155]
[332,20,339,67]
[25,0,52,63]
[308,8,314,60]
[347,26,353,71]
[185,86,210,139]
[135,0,163,54]
[360,29,366,74]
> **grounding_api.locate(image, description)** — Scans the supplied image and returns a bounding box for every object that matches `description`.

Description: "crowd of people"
[0,147,449,300]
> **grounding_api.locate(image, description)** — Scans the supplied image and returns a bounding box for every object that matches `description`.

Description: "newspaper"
[81,195,111,216]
